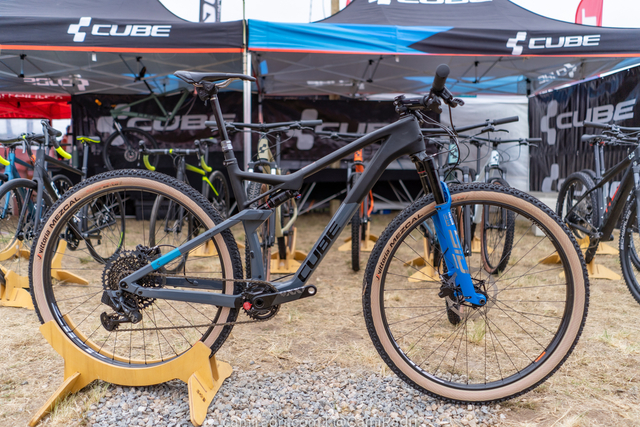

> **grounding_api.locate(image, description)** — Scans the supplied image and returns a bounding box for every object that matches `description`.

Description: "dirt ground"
[1,212,640,426]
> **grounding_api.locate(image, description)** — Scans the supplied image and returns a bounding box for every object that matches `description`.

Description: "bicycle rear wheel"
[556,171,599,240]
[103,127,159,171]
[30,170,242,368]
[363,183,588,403]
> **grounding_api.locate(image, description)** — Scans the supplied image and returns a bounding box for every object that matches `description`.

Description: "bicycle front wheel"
[619,197,640,304]
[363,183,588,403]
[30,170,243,368]
[103,127,159,171]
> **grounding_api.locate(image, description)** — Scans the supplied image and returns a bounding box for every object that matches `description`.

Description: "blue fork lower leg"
[430,182,486,307]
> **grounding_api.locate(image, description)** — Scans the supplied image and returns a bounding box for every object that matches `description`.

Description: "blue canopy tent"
[248,0,640,97]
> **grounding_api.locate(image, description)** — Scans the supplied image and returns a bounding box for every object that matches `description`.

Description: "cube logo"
[67,17,171,42]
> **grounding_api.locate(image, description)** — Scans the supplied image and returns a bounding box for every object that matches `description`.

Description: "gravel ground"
[86,364,506,427]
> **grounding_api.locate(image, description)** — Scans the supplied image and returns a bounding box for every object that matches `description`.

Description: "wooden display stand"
[271,227,307,274]
[189,240,218,257]
[338,222,378,253]
[0,240,87,310]
[471,236,482,254]
[402,237,440,282]
[0,265,33,309]
[539,237,621,280]
[29,320,232,427]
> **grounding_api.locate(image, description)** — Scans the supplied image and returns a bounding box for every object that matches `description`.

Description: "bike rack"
[402,237,441,282]
[539,237,621,281]
[0,240,87,309]
[338,222,379,253]
[189,240,218,257]
[29,320,231,427]
[0,265,33,309]
[271,226,307,274]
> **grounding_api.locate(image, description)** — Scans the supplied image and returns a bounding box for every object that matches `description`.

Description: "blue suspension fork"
[412,152,486,307]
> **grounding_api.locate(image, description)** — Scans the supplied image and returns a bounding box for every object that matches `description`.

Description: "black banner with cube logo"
[529,66,640,192]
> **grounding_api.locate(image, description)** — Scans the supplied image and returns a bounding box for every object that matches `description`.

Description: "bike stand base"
[270,227,307,274]
[557,260,621,281]
[0,240,30,261]
[575,237,618,255]
[471,237,481,253]
[189,240,218,257]
[0,265,34,309]
[338,223,379,252]
[541,250,622,280]
[403,238,440,282]
[29,320,232,427]
[50,241,89,285]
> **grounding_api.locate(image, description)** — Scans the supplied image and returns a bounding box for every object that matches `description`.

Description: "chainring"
[243,282,280,320]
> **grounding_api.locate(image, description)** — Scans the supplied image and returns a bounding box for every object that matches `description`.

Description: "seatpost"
[207,86,248,209]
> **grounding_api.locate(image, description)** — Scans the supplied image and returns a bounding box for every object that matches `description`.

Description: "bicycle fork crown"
[432,182,486,307]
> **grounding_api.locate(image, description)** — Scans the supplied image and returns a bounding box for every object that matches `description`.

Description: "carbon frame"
[565,144,639,244]
[121,115,427,309]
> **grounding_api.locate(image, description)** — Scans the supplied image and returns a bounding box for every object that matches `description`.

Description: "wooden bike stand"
[189,240,218,257]
[0,264,33,309]
[402,237,440,282]
[338,222,379,253]
[539,237,621,280]
[0,240,87,309]
[29,320,232,427]
[271,226,307,274]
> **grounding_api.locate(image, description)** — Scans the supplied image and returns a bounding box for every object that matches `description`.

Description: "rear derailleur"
[100,245,162,331]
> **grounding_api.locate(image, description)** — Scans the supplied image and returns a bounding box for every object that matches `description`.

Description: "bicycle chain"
[112,274,276,332]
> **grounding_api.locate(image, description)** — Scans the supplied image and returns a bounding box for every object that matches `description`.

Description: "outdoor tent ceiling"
[248,0,640,97]
[0,0,243,95]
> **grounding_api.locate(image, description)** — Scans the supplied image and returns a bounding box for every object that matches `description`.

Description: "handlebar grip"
[204,121,217,128]
[583,121,609,129]
[527,138,542,143]
[432,64,450,94]
[493,116,519,126]
[55,146,72,159]
[299,120,323,127]
[143,155,156,171]
[0,154,9,167]
[581,134,601,143]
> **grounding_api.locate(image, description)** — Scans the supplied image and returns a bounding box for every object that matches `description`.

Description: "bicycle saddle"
[174,71,256,85]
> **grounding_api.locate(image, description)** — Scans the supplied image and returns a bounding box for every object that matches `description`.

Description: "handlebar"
[454,116,519,133]
[205,120,323,132]
[315,130,365,140]
[394,64,464,114]
[432,64,449,94]
[40,120,71,159]
[584,121,640,132]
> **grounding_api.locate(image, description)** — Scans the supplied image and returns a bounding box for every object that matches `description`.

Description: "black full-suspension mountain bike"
[30,66,588,404]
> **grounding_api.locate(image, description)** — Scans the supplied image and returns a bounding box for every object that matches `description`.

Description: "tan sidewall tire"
[31,175,235,353]
[368,189,586,402]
